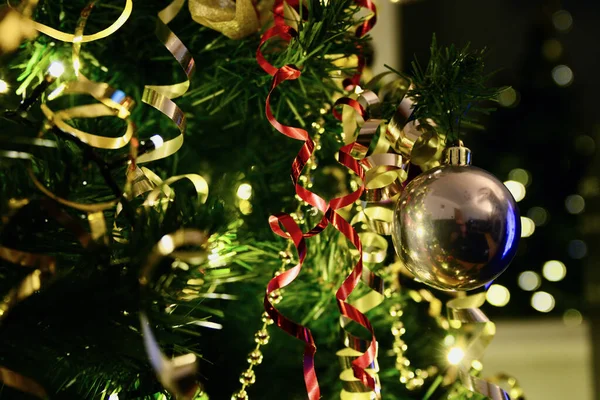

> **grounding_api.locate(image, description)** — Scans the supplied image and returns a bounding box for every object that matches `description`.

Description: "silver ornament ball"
[392,155,520,291]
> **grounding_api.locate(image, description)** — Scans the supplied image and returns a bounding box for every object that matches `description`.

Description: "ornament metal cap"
[444,140,472,166]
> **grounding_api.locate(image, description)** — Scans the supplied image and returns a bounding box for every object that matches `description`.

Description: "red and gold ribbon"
[257,1,382,397]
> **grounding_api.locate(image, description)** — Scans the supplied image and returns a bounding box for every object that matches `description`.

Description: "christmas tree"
[0,1,522,399]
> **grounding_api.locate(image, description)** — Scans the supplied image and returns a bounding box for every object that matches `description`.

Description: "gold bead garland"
[230,251,289,400]
[231,132,322,399]
[389,288,448,391]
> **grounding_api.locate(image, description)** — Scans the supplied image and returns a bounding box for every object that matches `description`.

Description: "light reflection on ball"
[392,165,521,291]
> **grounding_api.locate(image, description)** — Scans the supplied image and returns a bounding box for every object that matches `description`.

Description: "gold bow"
[189,0,261,40]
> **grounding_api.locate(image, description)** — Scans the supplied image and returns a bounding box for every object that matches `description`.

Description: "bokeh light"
[108,394,119,400]
[239,200,253,215]
[447,347,465,365]
[542,39,563,61]
[552,10,573,32]
[518,271,541,291]
[531,291,555,313]
[565,194,585,214]
[579,176,600,198]
[563,309,583,327]
[574,135,596,156]
[508,168,531,186]
[498,87,519,108]
[568,240,587,259]
[443,335,455,347]
[48,61,65,78]
[236,183,253,200]
[527,206,549,226]
[552,65,574,87]
[520,217,535,237]
[504,180,526,202]
[0,79,8,94]
[486,284,510,307]
[542,260,567,282]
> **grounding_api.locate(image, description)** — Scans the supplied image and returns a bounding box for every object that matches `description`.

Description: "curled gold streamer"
[31,0,133,43]
[447,294,513,400]
[139,229,208,399]
[137,0,195,164]
[31,0,136,240]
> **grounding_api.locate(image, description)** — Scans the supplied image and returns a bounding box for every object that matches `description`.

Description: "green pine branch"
[406,34,504,143]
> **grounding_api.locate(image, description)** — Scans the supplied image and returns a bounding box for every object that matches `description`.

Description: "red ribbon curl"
[258,1,379,398]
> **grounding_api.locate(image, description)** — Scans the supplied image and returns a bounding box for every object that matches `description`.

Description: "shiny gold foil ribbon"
[137,0,195,164]
[447,294,513,400]
[188,0,261,40]
[31,0,133,43]
[30,0,136,241]
[139,229,208,400]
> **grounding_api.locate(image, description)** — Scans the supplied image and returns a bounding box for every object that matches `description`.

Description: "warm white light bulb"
[447,347,465,365]
[149,134,164,150]
[236,183,253,200]
[48,61,65,78]
[0,79,8,94]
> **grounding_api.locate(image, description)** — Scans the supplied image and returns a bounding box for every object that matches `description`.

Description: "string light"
[447,347,465,365]
[542,260,566,282]
[531,291,555,313]
[0,79,8,94]
[236,183,253,200]
[47,61,66,79]
[149,134,164,150]
[108,394,119,400]
[518,271,541,291]
[503,180,526,202]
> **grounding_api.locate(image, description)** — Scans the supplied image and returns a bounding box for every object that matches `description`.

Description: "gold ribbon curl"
[137,0,195,164]
[28,0,136,242]
[31,0,133,43]
[139,229,208,400]
[447,294,520,400]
